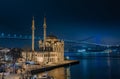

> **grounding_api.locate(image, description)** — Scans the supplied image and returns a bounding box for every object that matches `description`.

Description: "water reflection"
[66,67,71,79]
[32,67,71,79]
[82,59,87,76]
[31,57,120,79]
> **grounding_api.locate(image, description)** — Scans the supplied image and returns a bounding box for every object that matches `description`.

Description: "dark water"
[70,57,120,79]
[33,57,120,79]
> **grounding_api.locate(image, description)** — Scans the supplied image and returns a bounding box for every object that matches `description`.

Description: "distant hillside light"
[14,34,16,37]
[8,34,10,37]
[1,33,4,36]
[19,35,22,38]
[77,49,86,52]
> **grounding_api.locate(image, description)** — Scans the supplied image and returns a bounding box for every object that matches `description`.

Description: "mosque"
[21,17,64,64]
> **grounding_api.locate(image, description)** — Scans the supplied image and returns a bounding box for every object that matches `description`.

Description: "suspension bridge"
[0,32,110,47]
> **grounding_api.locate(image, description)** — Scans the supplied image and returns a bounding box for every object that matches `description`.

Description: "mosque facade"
[21,17,64,64]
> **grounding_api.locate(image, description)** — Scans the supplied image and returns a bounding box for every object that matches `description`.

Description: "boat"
[39,73,54,79]
[32,73,54,79]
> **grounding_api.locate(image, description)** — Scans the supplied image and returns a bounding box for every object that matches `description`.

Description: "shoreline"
[30,60,79,74]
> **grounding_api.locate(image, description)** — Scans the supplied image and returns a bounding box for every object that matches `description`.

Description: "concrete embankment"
[2,60,79,78]
[31,60,79,74]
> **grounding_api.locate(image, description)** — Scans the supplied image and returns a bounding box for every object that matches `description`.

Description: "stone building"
[22,17,64,64]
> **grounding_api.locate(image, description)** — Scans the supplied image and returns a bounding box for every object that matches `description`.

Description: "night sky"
[0,0,120,45]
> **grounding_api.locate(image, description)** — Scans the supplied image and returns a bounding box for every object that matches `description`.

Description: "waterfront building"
[22,16,64,64]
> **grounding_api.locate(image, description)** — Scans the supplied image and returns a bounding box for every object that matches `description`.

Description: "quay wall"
[31,60,79,74]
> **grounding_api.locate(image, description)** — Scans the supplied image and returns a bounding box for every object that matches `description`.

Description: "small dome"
[47,35,58,39]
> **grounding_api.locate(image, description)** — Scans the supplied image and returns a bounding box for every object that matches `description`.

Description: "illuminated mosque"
[22,17,64,64]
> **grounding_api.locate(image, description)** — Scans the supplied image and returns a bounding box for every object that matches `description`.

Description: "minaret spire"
[32,16,35,52]
[43,16,47,48]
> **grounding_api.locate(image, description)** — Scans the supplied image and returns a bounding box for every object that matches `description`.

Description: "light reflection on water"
[32,57,120,79]
[32,67,71,79]
[70,57,120,79]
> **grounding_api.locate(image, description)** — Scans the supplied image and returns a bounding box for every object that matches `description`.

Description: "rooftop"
[47,35,58,39]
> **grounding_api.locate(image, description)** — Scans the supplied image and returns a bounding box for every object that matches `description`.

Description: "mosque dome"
[47,35,58,39]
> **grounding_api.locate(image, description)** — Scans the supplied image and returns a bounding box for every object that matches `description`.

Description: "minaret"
[43,16,47,48]
[32,16,35,52]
